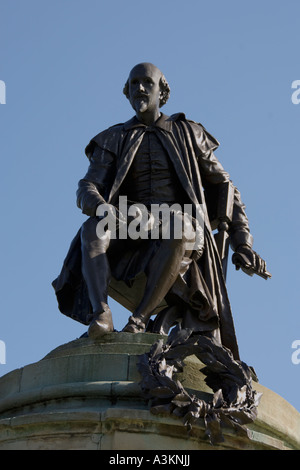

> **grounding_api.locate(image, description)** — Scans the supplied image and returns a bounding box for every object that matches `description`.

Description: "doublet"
[121,129,187,207]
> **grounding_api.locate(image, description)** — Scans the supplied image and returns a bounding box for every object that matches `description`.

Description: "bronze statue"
[52,63,270,361]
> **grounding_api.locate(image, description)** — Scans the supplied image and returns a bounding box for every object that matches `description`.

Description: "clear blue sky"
[0,0,299,413]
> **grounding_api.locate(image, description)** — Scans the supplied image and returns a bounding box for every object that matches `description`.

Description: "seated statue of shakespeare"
[52,63,270,361]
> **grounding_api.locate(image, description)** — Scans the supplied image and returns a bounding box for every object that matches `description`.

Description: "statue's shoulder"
[169,113,210,132]
[171,113,208,131]
[85,122,125,157]
[92,122,125,144]
[166,112,203,130]
[171,114,220,152]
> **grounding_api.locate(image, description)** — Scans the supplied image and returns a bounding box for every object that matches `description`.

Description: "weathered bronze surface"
[52,63,271,442]
[52,62,270,361]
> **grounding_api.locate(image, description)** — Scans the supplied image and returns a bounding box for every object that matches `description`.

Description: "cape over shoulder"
[183,117,220,154]
[85,122,125,159]
[84,113,220,160]
[167,113,220,154]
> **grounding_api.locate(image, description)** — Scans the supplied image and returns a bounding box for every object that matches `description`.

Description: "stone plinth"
[0,332,299,450]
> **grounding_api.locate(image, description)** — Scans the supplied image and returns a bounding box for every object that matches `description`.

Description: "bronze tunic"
[120,129,188,207]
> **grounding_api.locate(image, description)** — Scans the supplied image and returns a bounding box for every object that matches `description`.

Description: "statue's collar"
[123,113,185,133]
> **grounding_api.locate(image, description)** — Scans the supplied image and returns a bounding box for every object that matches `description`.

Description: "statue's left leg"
[123,212,194,333]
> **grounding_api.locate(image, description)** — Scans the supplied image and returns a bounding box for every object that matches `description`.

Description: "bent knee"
[168,212,195,243]
[81,217,99,243]
[81,217,111,254]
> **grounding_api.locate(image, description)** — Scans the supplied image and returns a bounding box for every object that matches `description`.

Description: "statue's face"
[127,63,162,115]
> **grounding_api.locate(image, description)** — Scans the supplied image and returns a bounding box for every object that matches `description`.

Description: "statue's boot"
[88,304,114,338]
[122,315,147,333]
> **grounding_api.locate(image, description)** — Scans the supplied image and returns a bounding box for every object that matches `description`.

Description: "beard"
[133,96,149,113]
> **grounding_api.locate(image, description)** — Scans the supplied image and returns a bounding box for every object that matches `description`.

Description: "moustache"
[134,93,149,99]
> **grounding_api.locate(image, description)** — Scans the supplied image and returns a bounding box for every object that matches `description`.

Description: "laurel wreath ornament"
[137,328,262,445]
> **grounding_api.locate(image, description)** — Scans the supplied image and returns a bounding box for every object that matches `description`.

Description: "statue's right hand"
[96,203,117,221]
[95,203,127,241]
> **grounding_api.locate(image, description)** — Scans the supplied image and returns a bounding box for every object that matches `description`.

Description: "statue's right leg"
[80,217,114,337]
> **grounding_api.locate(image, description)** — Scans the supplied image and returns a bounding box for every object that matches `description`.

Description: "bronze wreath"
[137,328,262,445]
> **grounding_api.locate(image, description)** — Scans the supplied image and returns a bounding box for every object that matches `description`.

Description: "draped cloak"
[52,113,253,360]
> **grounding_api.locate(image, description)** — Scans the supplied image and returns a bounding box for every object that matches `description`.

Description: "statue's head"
[123,63,170,112]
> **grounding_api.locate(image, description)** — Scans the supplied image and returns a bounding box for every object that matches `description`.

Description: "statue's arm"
[198,149,253,250]
[187,120,252,250]
[76,144,115,216]
[198,149,271,279]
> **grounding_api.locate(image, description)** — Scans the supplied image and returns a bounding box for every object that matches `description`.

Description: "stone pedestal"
[0,332,299,450]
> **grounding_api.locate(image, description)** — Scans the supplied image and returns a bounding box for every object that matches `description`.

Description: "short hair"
[123,73,170,108]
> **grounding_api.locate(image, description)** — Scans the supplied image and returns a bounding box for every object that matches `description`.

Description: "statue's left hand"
[232,245,271,280]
